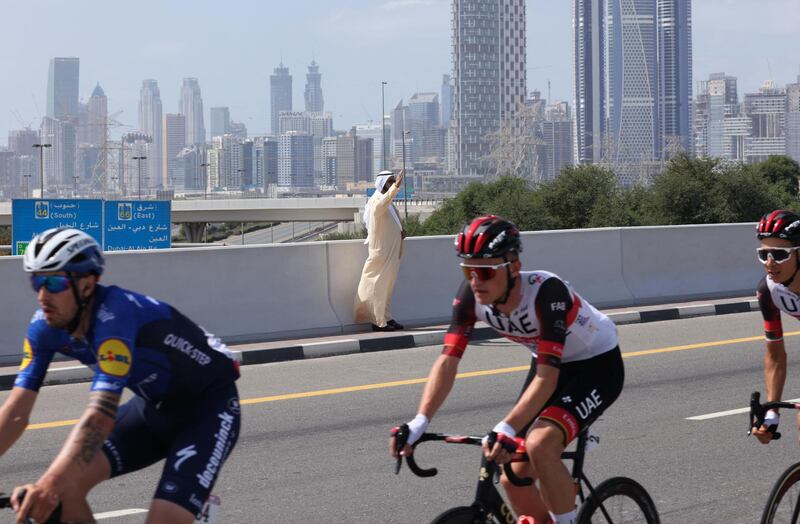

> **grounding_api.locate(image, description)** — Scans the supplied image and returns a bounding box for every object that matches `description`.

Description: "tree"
[752,155,800,195]
[589,185,655,228]
[650,154,724,224]
[714,163,792,222]
[422,176,544,235]
[536,165,617,229]
[650,154,793,224]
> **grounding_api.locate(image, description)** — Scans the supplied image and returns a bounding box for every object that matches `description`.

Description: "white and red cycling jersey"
[757,276,800,341]
[444,270,619,366]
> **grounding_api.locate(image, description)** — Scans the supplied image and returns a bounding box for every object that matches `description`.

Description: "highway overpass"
[0,197,441,227]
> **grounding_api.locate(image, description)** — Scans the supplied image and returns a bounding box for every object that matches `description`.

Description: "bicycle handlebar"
[0,490,63,524]
[394,431,533,487]
[748,391,800,441]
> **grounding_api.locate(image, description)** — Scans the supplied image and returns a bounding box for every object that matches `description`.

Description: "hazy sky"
[1,0,798,142]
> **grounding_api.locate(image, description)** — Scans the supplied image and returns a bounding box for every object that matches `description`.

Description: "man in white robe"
[354,170,406,331]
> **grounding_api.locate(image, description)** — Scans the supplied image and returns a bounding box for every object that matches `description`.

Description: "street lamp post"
[32,143,52,197]
[200,162,210,200]
[23,174,31,198]
[381,81,388,172]
[132,155,147,200]
[401,130,410,221]
[72,175,79,196]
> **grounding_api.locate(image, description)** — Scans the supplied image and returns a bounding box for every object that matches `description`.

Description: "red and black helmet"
[757,210,800,244]
[455,215,522,259]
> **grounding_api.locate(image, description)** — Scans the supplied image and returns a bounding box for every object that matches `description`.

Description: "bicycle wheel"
[576,476,659,524]
[430,506,495,524]
[760,461,800,524]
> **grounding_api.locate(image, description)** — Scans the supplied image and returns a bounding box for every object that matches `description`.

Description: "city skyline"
[0,0,796,144]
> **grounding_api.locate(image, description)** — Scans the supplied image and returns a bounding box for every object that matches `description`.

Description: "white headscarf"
[364,172,402,242]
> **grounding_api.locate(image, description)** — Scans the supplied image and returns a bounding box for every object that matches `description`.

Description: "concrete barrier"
[518,228,634,307]
[0,223,763,363]
[620,223,760,304]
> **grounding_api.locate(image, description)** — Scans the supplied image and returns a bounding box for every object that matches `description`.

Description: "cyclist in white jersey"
[390,216,623,524]
[753,210,800,443]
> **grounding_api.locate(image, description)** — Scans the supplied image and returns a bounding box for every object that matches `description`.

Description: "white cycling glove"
[764,409,780,431]
[405,414,430,445]
[492,421,517,438]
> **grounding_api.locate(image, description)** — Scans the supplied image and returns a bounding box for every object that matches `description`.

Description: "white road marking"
[687,398,800,420]
[95,508,148,519]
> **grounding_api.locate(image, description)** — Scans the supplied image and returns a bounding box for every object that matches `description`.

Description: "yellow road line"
[239,365,530,405]
[27,330,798,430]
[622,330,800,358]
[28,419,79,430]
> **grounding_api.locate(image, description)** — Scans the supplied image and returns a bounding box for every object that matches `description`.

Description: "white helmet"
[23,227,104,275]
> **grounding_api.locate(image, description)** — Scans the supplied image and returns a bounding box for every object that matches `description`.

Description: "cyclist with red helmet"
[753,210,800,443]
[389,216,624,524]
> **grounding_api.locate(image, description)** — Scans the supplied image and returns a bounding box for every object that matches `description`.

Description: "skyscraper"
[744,81,787,163]
[704,73,740,159]
[9,129,40,156]
[46,57,80,119]
[40,116,77,191]
[278,132,314,188]
[452,0,527,179]
[787,79,800,163]
[606,0,659,184]
[441,74,454,127]
[573,0,606,164]
[139,79,163,193]
[271,63,292,133]
[354,123,385,177]
[658,0,693,155]
[408,93,441,162]
[179,78,206,145]
[210,107,230,139]
[162,114,186,188]
[87,83,107,146]
[304,61,324,112]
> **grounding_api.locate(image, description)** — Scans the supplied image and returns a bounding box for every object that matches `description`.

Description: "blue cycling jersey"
[16,284,239,400]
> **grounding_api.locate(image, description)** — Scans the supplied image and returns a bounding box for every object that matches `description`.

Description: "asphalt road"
[1,311,799,522]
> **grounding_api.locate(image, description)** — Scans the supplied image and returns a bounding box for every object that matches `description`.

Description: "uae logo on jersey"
[97,339,132,377]
[19,338,34,371]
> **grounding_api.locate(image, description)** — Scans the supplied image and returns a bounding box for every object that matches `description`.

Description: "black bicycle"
[749,391,800,524]
[394,426,660,523]
[0,490,62,524]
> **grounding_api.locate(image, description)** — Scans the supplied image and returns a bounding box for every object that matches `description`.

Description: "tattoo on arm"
[69,391,120,468]
[75,424,105,467]
[88,396,119,419]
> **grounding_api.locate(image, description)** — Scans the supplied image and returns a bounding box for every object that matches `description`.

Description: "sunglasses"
[460,261,511,281]
[30,275,72,293]
[757,247,800,265]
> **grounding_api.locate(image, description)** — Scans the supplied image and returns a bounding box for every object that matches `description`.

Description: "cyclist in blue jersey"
[0,228,240,524]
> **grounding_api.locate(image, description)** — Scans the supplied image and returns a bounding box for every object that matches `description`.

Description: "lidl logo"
[117,203,132,221]
[19,338,34,371]
[97,339,132,377]
[16,241,29,256]
[34,201,49,219]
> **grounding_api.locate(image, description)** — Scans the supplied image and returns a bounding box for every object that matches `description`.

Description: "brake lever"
[748,392,763,436]
[394,424,410,475]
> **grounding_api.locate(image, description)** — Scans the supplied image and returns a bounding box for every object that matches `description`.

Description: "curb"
[0,299,759,391]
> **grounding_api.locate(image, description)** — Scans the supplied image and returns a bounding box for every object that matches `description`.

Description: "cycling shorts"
[517,347,624,444]
[101,381,240,517]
